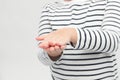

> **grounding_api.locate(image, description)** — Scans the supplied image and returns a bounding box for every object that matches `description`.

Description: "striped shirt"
[37,0,120,80]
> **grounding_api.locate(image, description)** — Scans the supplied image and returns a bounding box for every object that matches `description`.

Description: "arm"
[37,4,55,66]
[71,0,120,53]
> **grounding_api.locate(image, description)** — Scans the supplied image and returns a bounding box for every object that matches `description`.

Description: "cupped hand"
[36,28,72,49]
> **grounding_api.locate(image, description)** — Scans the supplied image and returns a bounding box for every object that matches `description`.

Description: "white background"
[0,0,120,80]
[0,0,55,80]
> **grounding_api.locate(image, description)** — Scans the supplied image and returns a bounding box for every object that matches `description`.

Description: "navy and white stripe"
[37,0,120,80]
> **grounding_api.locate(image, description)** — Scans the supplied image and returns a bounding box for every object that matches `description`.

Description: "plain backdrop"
[0,0,120,80]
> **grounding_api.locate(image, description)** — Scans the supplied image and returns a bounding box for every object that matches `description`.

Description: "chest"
[49,1,107,30]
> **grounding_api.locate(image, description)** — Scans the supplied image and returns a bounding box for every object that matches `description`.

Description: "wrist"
[69,28,77,46]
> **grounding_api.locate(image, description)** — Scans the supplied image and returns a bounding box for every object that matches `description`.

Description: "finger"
[49,41,56,47]
[49,47,55,52]
[45,46,62,57]
[36,34,48,41]
[39,41,49,49]
[44,48,51,54]
[54,46,62,53]
[44,48,57,57]
[49,47,58,57]
[60,45,66,50]
[55,42,66,47]
[36,37,44,41]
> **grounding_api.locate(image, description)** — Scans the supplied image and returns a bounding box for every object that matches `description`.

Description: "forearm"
[73,28,119,53]
[69,28,78,47]
[65,28,119,53]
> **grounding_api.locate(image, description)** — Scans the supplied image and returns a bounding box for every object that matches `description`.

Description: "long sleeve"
[37,5,54,66]
[37,48,53,65]
[74,0,120,53]
[38,5,52,37]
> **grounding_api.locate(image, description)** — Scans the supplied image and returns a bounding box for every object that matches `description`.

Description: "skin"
[36,28,77,61]
[36,0,77,61]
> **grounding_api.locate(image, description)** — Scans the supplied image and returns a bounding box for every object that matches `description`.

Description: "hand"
[44,45,66,61]
[36,28,77,60]
[36,28,73,49]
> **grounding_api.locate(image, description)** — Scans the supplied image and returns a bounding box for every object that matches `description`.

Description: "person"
[36,0,120,79]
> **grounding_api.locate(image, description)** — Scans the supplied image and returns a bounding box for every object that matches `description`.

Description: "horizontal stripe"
[52,68,117,77]
[38,27,52,33]
[85,25,101,28]
[52,63,117,72]
[38,32,50,36]
[50,20,102,26]
[103,24,120,29]
[53,72,118,80]
[60,54,115,61]
[63,51,102,55]
[54,59,116,66]
[38,23,50,28]
[49,13,104,17]
[95,72,118,80]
